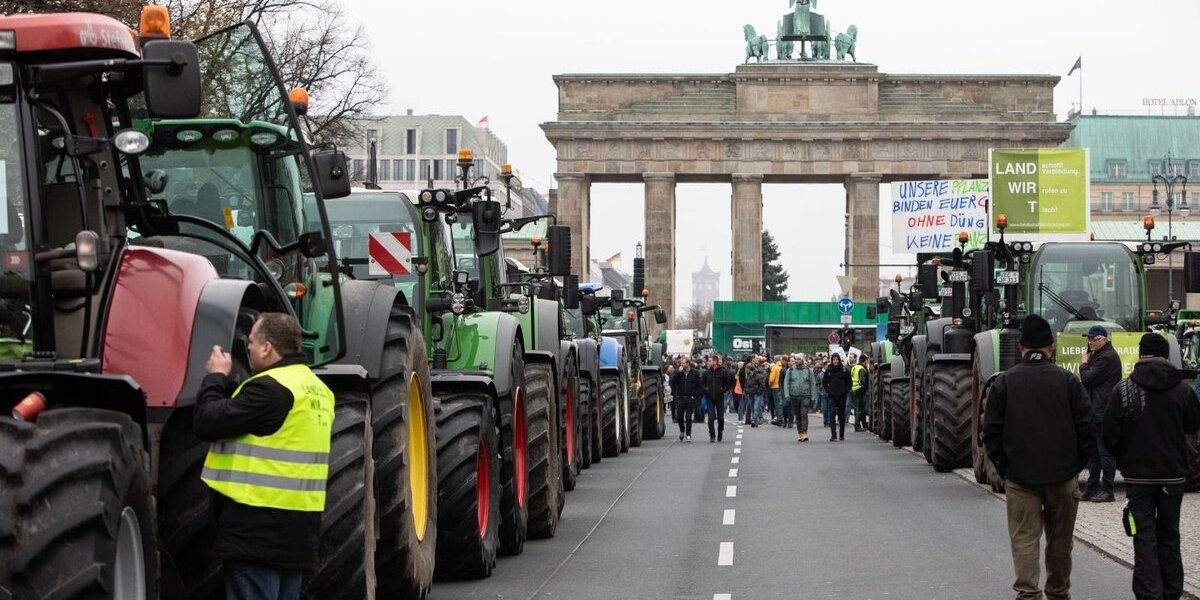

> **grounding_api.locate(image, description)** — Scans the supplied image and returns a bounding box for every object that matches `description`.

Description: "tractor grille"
[998,329,1021,371]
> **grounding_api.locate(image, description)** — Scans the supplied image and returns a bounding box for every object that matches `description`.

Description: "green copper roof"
[1061,115,1200,183]
[1092,219,1200,242]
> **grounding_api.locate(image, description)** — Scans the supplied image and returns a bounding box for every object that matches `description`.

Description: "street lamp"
[1149,151,1189,301]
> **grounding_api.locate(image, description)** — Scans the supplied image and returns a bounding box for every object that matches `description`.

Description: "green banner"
[1055,332,1147,379]
[990,148,1089,238]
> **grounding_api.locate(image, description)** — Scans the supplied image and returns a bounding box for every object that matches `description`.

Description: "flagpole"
[1078,54,1083,114]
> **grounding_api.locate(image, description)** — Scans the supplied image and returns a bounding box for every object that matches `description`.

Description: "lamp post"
[1149,151,1190,301]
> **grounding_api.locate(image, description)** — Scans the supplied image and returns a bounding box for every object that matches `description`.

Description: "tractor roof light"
[1089,231,1096,241]
[958,231,969,245]
[641,288,650,297]
[894,273,903,283]
[113,129,151,155]
[531,235,542,247]
[139,5,171,40]
[996,214,1008,231]
[501,164,513,176]
[1144,215,1156,231]
[175,129,203,143]
[457,149,474,165]
[212,129,239,143]
[0,31,15,52]
[250,131,280,148]
[288,87,309,116]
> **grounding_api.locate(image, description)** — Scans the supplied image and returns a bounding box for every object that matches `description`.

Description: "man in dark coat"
[983,314,1095,600]
[822,354,851,441]
[1102,333,1200,600]
[1079,325,1121,502]
[669,356,702,441]
[701,355,733,442]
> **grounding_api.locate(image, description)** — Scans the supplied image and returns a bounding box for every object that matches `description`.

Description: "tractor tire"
[156,410,220,600]
[890,378,912,447]
[498,343,529,556]
[580,375,598,468]
[371,304,436,599]
[910,358,925,455]
[303,392,370,600]
[971,359,989,485]
[1184,433,1200,493]
[929,363,973,472]
[869,370,882,435]
[628,380,644,449]
[561,353,582,491]
[878,370,893,441]
[920,366,934,464]
[0,409,158,600]
[600,372,622,458]
[433,392,501,580]
[643,375,666,440]
[525,361,562,539]
[619,373,632,453]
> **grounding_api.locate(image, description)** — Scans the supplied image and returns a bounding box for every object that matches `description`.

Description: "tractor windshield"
[0,103,32,356]
[448,216,481,279]
[325,193,421,283]
[1030,243,1142,333]
[564,308,587,338]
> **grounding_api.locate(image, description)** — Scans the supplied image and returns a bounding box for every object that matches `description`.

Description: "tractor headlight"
[212,129,239,143]
[265,258,286,280]
[175,129,203,143]
[421,207,438,222]
[420,190,434,203]
[250,131,280,147]
[517,297,530,314]
[113,129,151,155]
[1153,243,1164,253]
[451,292,467,315]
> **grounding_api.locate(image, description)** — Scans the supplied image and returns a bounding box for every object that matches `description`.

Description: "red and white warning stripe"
[368,231,412,276]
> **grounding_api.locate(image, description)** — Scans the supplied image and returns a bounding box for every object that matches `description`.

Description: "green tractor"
[867,276,927,447]
[599,282,669,444]
[563,283,611,468]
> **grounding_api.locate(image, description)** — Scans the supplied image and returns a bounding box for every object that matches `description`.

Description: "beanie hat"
[1138,333,1170,359]
[1019,314,1054,349]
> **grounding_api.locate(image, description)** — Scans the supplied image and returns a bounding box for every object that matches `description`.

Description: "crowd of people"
[665,350,871,443]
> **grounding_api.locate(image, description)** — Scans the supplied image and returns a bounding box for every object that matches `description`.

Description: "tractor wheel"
[370,304,436,599]
[930,363,973,472]
[890,378,912,447]
[498,344,529,556]
[970,359,989,485]
[921,366,934,464]
[303,391,370,600]
[580,375,599,467]
[157,410,220,600]
[433,392,501,579]
[878,370,893,441]
[525,361,562,539]
[642,374,666,440]
[619,372,631,453]
[560,353,582,491]
[1184,433,1200,493]
[600,372,622,457]
[628,379,644,449]
[910,358,925,455]
[868,370,882,435]
[0,409,157,600]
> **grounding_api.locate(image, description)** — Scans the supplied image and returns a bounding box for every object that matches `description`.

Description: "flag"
[476,115,489,128]
[601,252,621,268]
[1067,56,1081,76]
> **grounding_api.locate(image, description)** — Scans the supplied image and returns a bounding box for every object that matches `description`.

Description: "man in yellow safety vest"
[849,354,869,432]
[194,312,334,599]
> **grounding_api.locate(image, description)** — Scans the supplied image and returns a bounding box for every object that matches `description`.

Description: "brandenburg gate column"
[845,175,882,302]
[731,173,764,301]
[555,172,591,280]
[643,172,676,326]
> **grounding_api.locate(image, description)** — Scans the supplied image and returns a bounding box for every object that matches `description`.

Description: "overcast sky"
[345,0,1200,314]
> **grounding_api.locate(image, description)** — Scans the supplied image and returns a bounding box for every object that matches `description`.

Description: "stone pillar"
[731,174,764,301]
[643,173,676,328]
[554,173,591,280]
[845,175,881,302]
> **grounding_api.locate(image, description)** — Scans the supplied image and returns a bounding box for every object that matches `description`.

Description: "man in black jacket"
[701,355,733,442]
[195,313,334,600]
[984,314,1095,600]
[1079,325,1121,502]
[670,356,702,441]
[1102,333,1200,600]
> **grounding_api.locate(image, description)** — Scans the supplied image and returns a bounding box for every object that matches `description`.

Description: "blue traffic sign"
[837,296,854,315]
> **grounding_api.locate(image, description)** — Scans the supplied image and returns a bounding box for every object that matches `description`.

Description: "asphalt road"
[430,414,1135,600]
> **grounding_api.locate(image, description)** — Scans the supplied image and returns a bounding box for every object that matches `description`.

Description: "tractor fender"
[650,341,665,370]
[869,342,881,364]
[974,331,1000,382]
[598,336,623,370]
[313,364,371,394]
[176,278,268,407]
[925,318,953,351]
[430,370,499,398]
[931,353,974,365]
[911,335,928,374]
[336,279,404,379]
[889,352,908,380]
[574,337,600,383]
[531,298,560,356]
[454,310,522,398]
[0,371,150,447]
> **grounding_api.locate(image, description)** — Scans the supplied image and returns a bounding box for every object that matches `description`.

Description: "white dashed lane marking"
[723,509,735,525]
[731,456,739,464]
[726,485,737,497]
[733,448,741,454]
[715,594,732,600]
[718,542,734,566]
[734,441,742,446]
[728,468,738,477]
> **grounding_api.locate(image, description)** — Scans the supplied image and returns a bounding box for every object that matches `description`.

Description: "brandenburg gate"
[542,62,1071,320]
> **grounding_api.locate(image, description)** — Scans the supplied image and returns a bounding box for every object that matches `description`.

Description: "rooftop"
[1062,114,1200,182]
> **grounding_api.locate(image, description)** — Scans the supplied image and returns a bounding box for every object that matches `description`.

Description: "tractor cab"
[1026,242,1143,335]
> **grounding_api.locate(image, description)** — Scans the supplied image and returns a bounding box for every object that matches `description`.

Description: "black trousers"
[1126,483,1185,600]
[676,396,694,436]
[829,394,847,439]
[707,397,726,440]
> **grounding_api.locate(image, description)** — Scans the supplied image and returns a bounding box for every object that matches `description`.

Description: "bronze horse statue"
[743,24,769,63]
[835,25,857,61]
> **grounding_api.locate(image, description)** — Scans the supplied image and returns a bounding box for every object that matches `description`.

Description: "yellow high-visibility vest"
[202,363,335,512]
[850,364,866,392]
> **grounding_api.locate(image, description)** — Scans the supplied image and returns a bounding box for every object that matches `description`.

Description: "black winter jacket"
[1079,342,1121,424]
[1101,358,1200,484]
[982,351,1095,486]
[822,364,851,398]
[744,366,767,395]
[670,367,703,398]
[193,354,321,569]
[701,366,733,402]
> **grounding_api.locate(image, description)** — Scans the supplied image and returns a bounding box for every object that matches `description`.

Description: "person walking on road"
[822,354,851,441]
[850,354,869,432]
[194,313,335,600]
[815,357,831,426]
[983,314,1095,600]
[784,354,818,442]
[1079,325,1121,503]
[769,356,785,425]
[702,355,734,442]
[1102,333,1200,600]
[743,356,768,427]
[670,356,702,441]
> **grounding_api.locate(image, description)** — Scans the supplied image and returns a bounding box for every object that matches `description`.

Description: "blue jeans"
[741,393,764,423]
[225,559,303,600]
[771,389,785,421]
[1086,435,1116,494]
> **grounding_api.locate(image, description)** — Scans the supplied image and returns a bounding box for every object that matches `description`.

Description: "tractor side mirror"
[865,305,877,320]
[907,290,922,312]
[141,40,201,119]
[1185,252,1200,294]
[298,231,326,258]
[546,225,572,276]
[312,149,351,199]
[562,275,580,309]
[970,250,995,293]
[472,200,502,256]
[580,295,597,316]
[611,298,623,316]
[654,308,667,325]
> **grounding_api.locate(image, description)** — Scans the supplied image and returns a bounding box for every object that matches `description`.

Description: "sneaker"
[1092,491,1116,503]
[800,433,809,442]
[751,423,758,428]
[685,435,692,442]
[679,433,685,441]
[830,435,837,442]
[718,432,723,442]
[839,435,845,441]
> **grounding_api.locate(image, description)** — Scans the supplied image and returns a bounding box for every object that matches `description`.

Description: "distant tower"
[692,257,721,308]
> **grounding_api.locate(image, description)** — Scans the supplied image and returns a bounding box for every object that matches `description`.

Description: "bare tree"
[675,303,714,332]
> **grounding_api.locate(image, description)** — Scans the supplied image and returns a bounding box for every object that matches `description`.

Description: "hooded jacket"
[822,362,851,398]
[783,364,817,400]
[1079,341,1121,424]
[1101,358,1200,484]
[701,365,733,402]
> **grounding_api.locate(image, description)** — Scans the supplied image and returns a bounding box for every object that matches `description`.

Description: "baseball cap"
[1084,325,1109,339]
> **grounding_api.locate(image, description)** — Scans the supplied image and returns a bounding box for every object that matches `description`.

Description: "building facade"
[691,258,720,309]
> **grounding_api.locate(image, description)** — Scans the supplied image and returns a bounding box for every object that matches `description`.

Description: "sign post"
[989,148,1090,240]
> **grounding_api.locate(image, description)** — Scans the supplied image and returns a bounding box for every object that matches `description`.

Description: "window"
[405,129,417,154]
[1171,192,1183,207]
[1191,162,1200,179]
[353,159,364,180]
[445,129,459,154]
[473,158,483,177]
[432,160,443,180]
[419,159,431,181]
[445,160,457,180]
[1170,162,1186,177]
[1100,192,1113,212]
[406,159,416,181]
[1151,161,1163,177]
[1107,161,1126,179]
[379,159,389,181]
[1122,192,1134,212]
[393,160,403,181]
